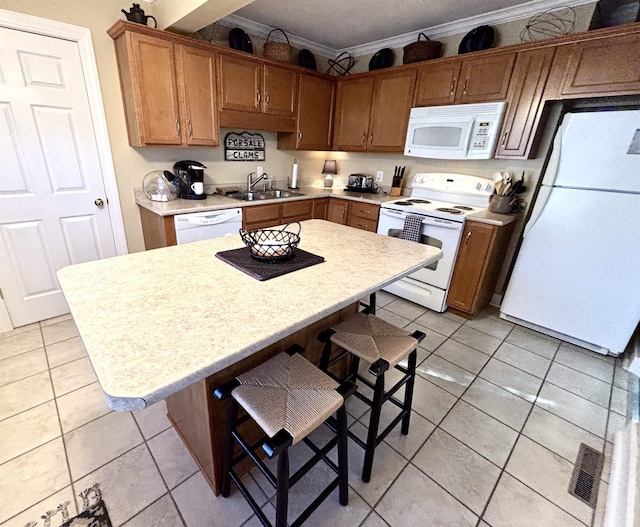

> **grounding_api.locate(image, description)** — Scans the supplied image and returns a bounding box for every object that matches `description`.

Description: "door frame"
[0,8,128,333]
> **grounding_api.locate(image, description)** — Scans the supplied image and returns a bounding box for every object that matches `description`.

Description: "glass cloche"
[142,170,179,202]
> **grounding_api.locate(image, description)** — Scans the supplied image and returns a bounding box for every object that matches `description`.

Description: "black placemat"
[216,247,325,281]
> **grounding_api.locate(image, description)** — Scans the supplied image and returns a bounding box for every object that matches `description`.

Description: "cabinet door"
[495,47,555,159]
[296,75,335,150]
[218,55,261,113]
[176,45,219,146]
[414,61,461,106]
[312,198,329,219]
[242,203,280,230]
[456,53,515,104]
[560,33,640,96]
[368,70,417,152]
[263,65,297,117]
[127,33,181,145]
[327,198,349,225]
[446,222,496,313]
[333,77,374,151]
[281,200,312,222]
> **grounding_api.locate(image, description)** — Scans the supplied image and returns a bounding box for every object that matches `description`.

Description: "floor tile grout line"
[0,395,57,425]
[552,356,616,384]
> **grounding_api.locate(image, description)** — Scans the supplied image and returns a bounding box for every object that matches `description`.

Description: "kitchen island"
[57,220,442,492]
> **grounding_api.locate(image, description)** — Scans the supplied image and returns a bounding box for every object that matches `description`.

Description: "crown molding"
[218,13,336,58]
[220,0,594,59]
[338,0,595,56]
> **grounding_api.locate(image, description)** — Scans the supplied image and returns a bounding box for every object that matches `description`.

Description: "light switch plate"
[376,171,384,182]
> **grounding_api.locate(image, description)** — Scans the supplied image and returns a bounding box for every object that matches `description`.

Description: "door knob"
[94,198,105,208]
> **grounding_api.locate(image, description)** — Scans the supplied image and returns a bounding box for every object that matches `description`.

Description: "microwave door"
[405,115,474,159]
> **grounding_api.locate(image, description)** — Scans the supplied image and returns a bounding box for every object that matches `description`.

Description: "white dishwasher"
[174,208,242,244]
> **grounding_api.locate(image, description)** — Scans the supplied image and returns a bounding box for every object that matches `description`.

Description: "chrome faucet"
[247,172,268,192]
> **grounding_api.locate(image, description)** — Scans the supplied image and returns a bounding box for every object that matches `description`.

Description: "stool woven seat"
[215,347,354,527]
[329,313,417,368]
[234,352,342,444]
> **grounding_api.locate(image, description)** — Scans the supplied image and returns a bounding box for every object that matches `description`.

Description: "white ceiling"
[215,0,594,57]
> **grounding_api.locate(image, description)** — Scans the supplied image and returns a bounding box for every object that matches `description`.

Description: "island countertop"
[57,220,442,411]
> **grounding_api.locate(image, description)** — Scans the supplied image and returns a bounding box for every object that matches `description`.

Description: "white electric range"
[377,173,494,312]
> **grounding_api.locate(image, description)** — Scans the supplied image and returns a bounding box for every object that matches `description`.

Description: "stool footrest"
[229,469,272,526]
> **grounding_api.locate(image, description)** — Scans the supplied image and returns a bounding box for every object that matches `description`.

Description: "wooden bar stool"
[318,313,425,482]
[214,345,355,527]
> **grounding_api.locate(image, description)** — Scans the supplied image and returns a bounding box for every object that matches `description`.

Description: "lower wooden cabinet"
[446,220,515,317]
[242,200,314,230]
[327,198,380,232]
[312,198,329,219]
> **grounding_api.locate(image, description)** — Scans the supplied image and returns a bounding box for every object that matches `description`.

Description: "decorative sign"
[224,132,265,161]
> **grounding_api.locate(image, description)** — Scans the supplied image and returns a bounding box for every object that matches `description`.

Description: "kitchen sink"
[231,189,305,201]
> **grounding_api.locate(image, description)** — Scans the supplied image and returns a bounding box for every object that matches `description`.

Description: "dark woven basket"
[263,28,293,63]
[240,222,301,261]
[403,33,442,64]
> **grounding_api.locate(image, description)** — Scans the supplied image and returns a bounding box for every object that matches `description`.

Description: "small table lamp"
[323,159,337,187]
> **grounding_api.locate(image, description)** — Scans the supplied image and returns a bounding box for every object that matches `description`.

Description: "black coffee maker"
[173,160,207,200]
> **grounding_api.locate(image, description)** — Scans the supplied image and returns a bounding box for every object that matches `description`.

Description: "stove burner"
[407,199,431,204]
[393,201,412,206]
[453,205,473,211]
[436,207,464,215]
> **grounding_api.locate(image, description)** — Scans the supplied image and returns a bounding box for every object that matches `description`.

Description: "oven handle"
[380,208,462,229]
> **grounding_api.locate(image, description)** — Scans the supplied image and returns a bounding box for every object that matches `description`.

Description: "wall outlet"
[376,170,384,183]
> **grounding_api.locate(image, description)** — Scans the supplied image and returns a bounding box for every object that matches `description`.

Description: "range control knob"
[485,183,493,191]
[475,182,482,190]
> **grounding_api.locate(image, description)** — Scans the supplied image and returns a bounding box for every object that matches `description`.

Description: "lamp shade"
[322,159,337,174]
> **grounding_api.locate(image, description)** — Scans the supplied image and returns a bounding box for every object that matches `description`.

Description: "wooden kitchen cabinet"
[111,28,219,147]
[327,198,350,224]
[218,55,297,131]
[558,32,640,97]
[414,53,514,107]
[333,70,416,152]
[347,201,380,232]
[312,198,329,219]
[495,47,556,159]
[446,220,515,317]
[278,74,335,151]
[242,200,314,230]
[281,200,313,223]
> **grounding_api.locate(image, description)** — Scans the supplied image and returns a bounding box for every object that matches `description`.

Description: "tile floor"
[0,292,632,527]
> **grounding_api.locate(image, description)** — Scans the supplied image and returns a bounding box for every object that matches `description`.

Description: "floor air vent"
[569,443,604,508]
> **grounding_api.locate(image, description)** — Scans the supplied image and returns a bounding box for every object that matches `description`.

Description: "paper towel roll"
[291,158,298,188]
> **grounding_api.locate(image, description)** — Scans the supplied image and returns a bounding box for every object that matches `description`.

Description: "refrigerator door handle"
[541,119,563,187]
[523,185,552,237]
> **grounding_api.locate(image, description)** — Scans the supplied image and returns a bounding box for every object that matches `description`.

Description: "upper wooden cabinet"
[414,53,514,107]
[111,29,218,147]
[495,47,556,159]
[278,74,335,151]
[333,69,416,152]
[558,32,640,97]
[218,55,297,131]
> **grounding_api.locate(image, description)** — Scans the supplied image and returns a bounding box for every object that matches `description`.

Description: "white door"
[0,27,117,327]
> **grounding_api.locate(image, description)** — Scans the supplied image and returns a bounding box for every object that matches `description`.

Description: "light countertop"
[134,188,517,226]
[57,220,442,411]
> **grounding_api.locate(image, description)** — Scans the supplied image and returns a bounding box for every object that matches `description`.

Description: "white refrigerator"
[500,109,640,356]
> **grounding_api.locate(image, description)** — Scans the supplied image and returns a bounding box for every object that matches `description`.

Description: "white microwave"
[404,102,507,160]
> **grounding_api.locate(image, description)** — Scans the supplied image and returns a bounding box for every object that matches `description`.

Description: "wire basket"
[240,222,301,261]
[263,28,293,63]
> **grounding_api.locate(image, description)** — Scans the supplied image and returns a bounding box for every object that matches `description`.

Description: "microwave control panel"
[470,121,492,150]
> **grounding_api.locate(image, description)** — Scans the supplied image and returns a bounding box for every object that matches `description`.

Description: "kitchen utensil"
[298,49,317,70]
[121,3,157,27]
[239,222,301,261]
[229,28,253,54]
[369,48,394,70]
[458,25,494,54]
[495,181,504,195]
[142,170,179,202]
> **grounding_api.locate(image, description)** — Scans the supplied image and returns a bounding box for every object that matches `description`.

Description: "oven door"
[377,208,463,289]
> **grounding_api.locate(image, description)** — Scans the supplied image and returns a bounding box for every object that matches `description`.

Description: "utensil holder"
[488,194,516,214]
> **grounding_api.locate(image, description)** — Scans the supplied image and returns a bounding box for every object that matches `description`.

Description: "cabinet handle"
[188,119,193,138]
[297,129,303,142]
[176,119,181,137]
[463,78,469,96]
[343,208,347,219]
[359,208,370,214]
[501,130,509,147]
[369,133,374,144]
[362,132,367,145]
[465,231,472,243]
[256,90,261,106]
[265,92,270,105]
[450,77,456,97]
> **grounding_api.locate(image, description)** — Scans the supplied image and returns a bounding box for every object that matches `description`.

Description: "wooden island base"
[166,303,357,495]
